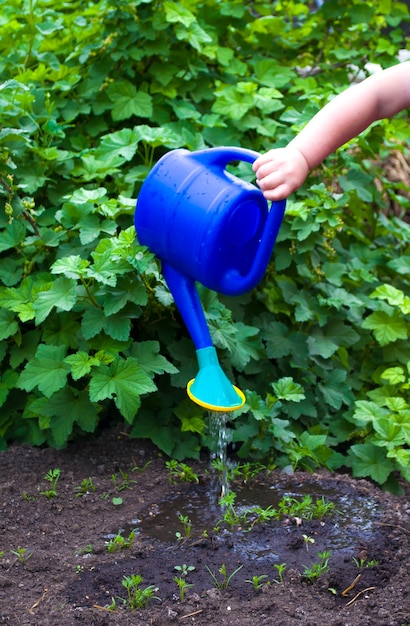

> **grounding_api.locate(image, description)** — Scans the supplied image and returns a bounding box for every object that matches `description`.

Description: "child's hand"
[252,146,310,200]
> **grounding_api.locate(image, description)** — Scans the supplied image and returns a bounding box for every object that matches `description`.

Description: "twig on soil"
[341,573,361,597]
[345,587,376,607]
[179,609,204,620]
[93,604,115,612]
[375,522,410,535]
[29,588,48,614]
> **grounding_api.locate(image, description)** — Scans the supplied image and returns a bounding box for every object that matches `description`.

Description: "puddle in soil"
[132,477,383,562]
[104,411,383,563]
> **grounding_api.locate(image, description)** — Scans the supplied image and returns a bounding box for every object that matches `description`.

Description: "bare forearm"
[253,62,410,201]
[289,62,410,169]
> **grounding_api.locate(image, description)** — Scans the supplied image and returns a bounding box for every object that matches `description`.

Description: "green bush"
[0,0,409,489]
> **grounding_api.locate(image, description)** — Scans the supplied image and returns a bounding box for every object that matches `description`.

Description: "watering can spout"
[134,146,287,411]
[163,262,246,411]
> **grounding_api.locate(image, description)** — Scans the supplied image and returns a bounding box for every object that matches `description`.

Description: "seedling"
[39,468,61,499]
[217,490,248,529]
[74,477,96,497]
[165,461,199,484]
[302,534,315,551]
[174,577,194,601]
[174,564,195,578]
[131,460,153,473]
[120,574,160,610]
[302,550,331,583]
[105,597,117,611]
[176,514,192,541]
[111,469,136,492]
[11,546,33,565]
[352,556,379,569]
[245,574,268,590]
[248,504,278,529]
[278,495,335,521]
[75,544,94,556]
[22,492,37,502]
[273,562,287,584]
[106,530,136,553]
[205,563,243,589]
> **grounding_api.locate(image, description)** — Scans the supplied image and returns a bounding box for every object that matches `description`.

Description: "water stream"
[207,410,234,501]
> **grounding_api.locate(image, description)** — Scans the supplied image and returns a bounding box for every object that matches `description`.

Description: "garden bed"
[0,425,409,626]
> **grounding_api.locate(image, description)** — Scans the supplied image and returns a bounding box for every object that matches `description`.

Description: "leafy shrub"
[0,0,409,489]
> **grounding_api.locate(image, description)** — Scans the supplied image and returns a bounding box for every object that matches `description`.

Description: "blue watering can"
[134,146,286,412]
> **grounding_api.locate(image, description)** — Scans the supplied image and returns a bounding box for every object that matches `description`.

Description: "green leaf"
[163,2,196,27]
[370,284,410,314]
[0,370,18,408]
[212,83,255,120]
[227,323,262,370]
[129,340,178,375]
[348,443,394,484]
[0,220,26,253]
[0,309,18,339]
[103,281,147,316]
[51,256,89,279]
[82,308,131,341]
[362,310,408,345]
[65,351,101,380]
[34,277,77,324]
[380,366,406,384]
[18,344,69,398]
[106,81,152,121]
[272,377,305,402]
[318,369,354,410]
[89,357,156,422]
[27,389,99,447]
[0,257,24,286]
[95,128,141,162]
[353,400,388,425]
[373,418,406,448]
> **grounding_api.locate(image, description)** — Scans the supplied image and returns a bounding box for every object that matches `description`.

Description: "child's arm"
[253,61,410,200]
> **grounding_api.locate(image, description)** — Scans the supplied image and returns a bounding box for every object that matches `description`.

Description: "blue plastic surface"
[135,147,286,298]
[134,146,286,410]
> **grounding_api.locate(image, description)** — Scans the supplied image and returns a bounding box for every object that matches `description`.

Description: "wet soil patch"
[0,426,409,626]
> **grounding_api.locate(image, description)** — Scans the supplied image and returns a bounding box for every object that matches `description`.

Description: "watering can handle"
[191,146,260,168]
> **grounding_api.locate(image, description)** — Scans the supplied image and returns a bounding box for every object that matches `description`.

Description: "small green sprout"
[302,534,315,551]
[11,546,34,565]
[165,461,199,484]
[174,577,194,601]
[106,530,136,553]
[39,468,61,499]
[216,490,248,529]
[302,550,331,583]
[174,564,195,578]
[205,563,243,589]
[74,477,96,497]
[245,574,268,590]
[176,514,192,541]
[111,469,136,492]
[120,574,160,610]
[75,544,94,556]
[273,562,287,584]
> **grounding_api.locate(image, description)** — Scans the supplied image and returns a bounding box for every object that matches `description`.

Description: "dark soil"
[0,425,409,626]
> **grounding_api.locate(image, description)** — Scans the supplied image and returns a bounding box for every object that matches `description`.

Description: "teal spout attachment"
[187,347,245,412]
